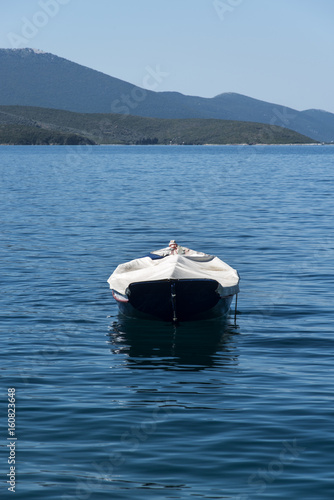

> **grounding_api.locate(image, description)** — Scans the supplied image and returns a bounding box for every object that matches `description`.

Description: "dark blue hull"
[113,279,234,322]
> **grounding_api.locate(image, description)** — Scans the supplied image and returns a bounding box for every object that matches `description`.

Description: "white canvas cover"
[108,248,240,297]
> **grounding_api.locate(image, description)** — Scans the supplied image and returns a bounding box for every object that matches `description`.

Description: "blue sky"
[1,0,334,112]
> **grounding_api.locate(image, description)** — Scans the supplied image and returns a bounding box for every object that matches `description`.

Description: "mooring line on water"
[170,281,178,323]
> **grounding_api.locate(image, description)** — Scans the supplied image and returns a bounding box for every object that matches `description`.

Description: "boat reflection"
[108,315,239,370]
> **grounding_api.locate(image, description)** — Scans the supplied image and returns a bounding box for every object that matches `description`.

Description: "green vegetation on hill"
[0,124,95,145]
[0,106,316,145]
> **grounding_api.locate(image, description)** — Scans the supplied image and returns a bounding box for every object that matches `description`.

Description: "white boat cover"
[108,246,240,298]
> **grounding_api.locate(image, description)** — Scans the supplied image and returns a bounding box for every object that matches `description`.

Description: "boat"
[107,240,240,322]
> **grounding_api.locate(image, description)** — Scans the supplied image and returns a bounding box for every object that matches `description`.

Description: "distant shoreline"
[0,105,317,146]
[1,142,327,147]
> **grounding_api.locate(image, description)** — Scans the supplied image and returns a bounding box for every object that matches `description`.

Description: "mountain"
[1,48,333,142]
[0,106,315,145]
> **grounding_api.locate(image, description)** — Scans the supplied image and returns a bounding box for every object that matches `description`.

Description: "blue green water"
[1,145,334,499]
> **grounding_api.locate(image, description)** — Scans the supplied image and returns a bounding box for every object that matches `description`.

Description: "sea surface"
[1,145,333,499]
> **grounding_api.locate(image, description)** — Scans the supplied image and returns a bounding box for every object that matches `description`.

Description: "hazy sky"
[1,0,334,112]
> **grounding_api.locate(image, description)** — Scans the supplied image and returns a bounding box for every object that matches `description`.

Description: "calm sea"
[1,145,333,499]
